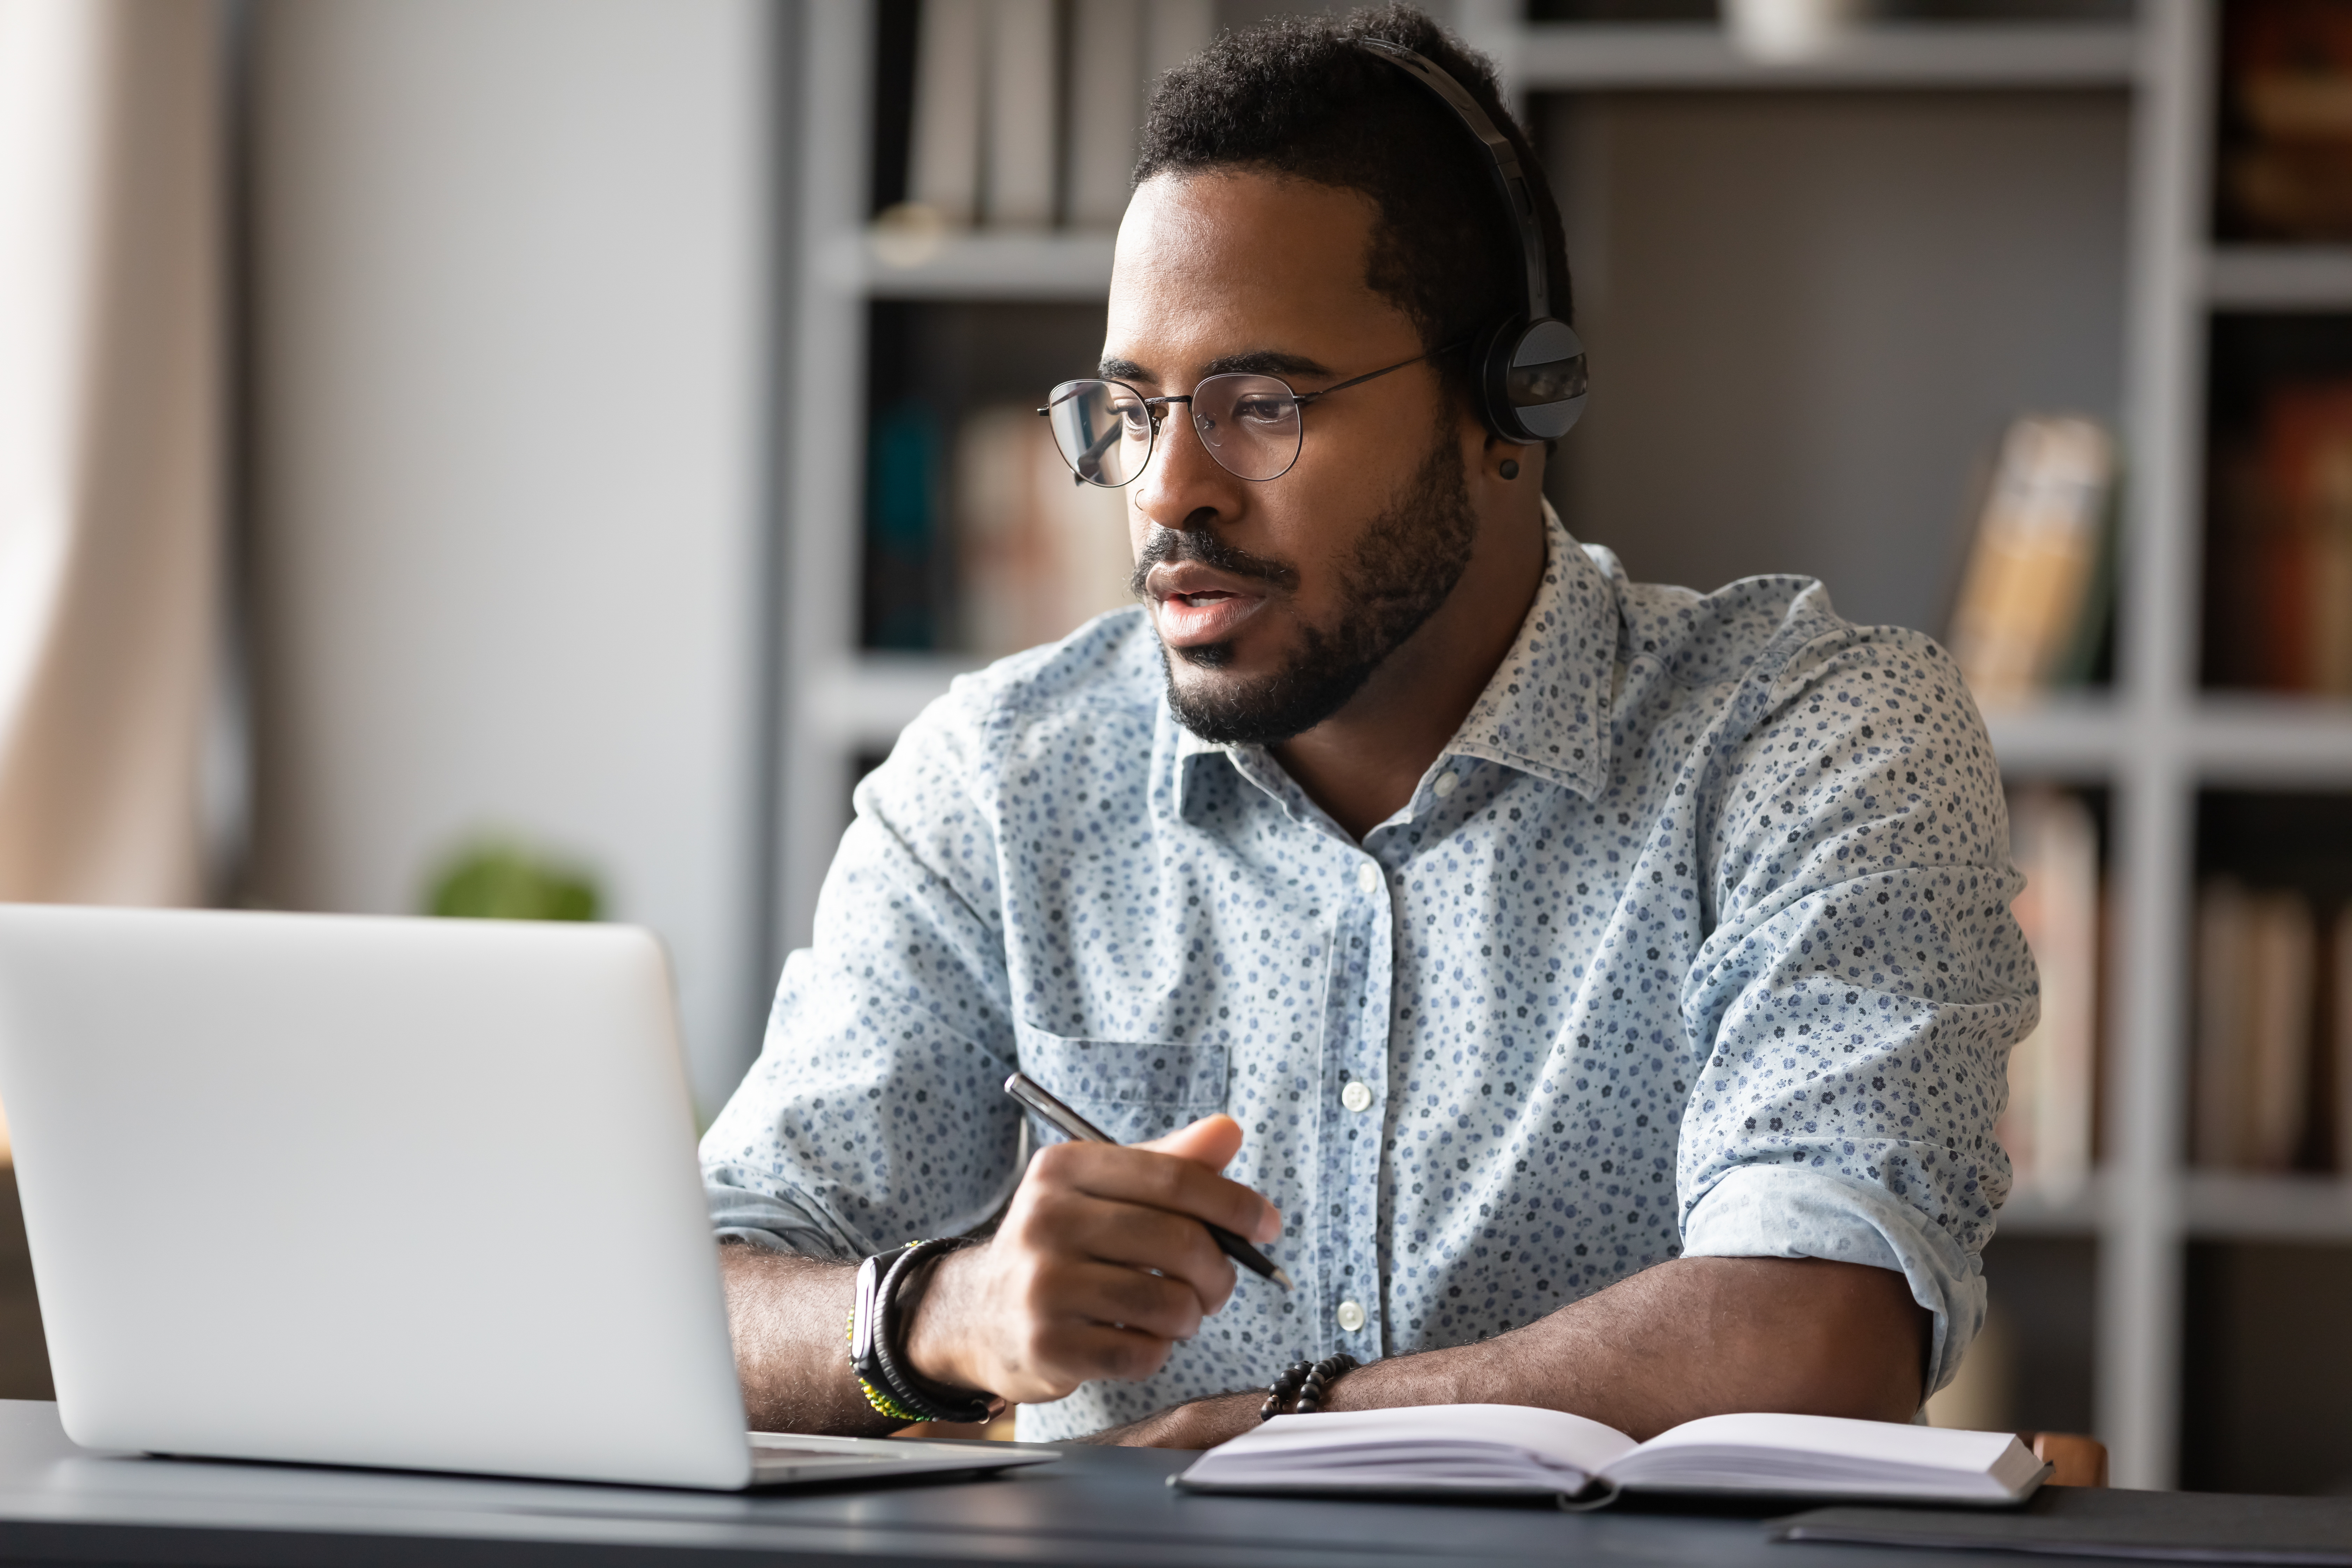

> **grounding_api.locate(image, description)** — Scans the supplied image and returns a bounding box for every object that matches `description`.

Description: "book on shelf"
[1945,415,2115,710]
[1997,787,2099,1199]
[1143,0,1213,90]
[2210,381,2352,694]
[1067,0,1147,230]
[2192,879,2319,1172]
[1174,1406,2046,1506]
[984,0,1056,229]
[2218,0,2352,242]
[907,0,985,227]
[952,404,1134,658]
[2333,908,2352,1174]
[864,399,949,651]
[890,0,1210,236]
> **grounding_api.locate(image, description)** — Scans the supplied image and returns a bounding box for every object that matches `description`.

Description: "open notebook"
[1176,1406,2048,1506]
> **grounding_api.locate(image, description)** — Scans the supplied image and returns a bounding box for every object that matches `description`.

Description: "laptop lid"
[0,905,755,1490]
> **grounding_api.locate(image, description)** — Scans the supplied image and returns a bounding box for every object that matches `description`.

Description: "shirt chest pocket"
[1015,1027,1230,1145]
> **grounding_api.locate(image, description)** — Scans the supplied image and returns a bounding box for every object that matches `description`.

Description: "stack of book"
[2217,0,2352,243]
[952,404,1135,657]
[1945,415,2116,710]
[2205,381,2352,694]
[2191,880,2352,1172]
[864,398,1133,657]
[1998,787,2102,1199]
[891,0,1213,236]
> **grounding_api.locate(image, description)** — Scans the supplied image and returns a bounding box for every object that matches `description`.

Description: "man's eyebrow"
[1202,349,1333,380]
[1094,350,1338,386]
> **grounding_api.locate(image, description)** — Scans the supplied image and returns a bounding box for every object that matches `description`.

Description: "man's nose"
[1133,404,1237,533]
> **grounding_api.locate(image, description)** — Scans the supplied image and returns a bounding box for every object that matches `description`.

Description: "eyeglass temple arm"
[1291,338,1472,406]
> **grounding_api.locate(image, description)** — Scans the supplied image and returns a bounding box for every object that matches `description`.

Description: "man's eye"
[1234,398,1288,425]
[1112,402,1150,431]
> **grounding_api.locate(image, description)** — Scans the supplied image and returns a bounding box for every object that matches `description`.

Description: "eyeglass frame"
[1036,338,1471,488]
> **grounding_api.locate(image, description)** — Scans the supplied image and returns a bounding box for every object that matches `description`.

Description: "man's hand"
[1080,1389,1264,1449]
[899,1114,1281,1405]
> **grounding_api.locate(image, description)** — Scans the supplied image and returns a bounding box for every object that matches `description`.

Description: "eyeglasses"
[1037,342,1465,488]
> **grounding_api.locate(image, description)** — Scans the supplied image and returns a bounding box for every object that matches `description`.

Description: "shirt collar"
[1445,500,1615,798]
[1170,500,1617,814]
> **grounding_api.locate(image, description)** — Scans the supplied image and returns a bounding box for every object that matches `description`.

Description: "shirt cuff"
[1678,1164,1986,1399]
[704,1174,863,1263]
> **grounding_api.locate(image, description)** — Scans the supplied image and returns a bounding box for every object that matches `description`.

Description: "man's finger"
[1056,1258,1208,1343]
[1038,1196,1238,1315]
[1031,1139,1281,1243]
[1027,1321,1180,1391]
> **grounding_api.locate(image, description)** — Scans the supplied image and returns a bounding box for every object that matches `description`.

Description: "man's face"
[1104,170,1483,744]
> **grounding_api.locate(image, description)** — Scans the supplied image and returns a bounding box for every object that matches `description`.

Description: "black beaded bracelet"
[1260,1353,1358,1421]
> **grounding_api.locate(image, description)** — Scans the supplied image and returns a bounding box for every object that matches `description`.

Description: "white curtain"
[0,0,222,904]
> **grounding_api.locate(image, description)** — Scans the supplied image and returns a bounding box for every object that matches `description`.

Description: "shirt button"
[1356,862,1380,894]
[1340,1080,1372,1113]
[1336,1300,1367,1333]
[1433,771,1458,798]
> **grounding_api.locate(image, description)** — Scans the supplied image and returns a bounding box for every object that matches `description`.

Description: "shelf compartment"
[821,231,1117,302]
[804,657,970,751]
[2180,1239,2352,1496]
[2185,1172,2352,1241]
[1984,696,2124,778]
[1995,1176,2106,1236]
[2183,696,2352,782]
[1514,22,2140,92]
[2206,246,2352,310]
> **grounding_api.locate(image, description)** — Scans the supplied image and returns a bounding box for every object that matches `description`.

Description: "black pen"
[1003,1071,1295,1292]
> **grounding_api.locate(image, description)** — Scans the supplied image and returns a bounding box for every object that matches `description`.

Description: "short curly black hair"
[1133,4,1571,408]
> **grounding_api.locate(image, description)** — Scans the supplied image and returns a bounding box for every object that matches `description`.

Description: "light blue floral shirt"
[703,507,2033,1440]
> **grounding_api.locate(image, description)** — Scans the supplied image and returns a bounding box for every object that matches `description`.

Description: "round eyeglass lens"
[1046,379,1153,488]
[1190,373,1302,482]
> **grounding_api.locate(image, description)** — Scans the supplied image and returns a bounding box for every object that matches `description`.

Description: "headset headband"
[1354,37,1548,322]
[1353,35,1586,445]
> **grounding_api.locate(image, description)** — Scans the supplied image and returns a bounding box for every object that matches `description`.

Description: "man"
[704,5,2030,1448]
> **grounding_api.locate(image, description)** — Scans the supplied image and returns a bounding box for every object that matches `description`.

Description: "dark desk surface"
[0,1400,2285,1568]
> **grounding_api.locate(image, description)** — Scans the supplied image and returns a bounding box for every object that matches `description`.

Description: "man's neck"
[1272,499,1548,841]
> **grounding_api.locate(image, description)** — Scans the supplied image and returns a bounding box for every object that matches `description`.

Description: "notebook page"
[1603,1413,2020,1492]
[1181,1404,1638,1491]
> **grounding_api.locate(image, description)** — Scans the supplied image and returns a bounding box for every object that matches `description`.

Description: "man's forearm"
[1360,1256,1929,1435]
[719,1244,899,1435]
[1097,1256,1929,1448]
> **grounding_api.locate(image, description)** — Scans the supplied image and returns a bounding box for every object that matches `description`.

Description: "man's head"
[1102,5,1572,746]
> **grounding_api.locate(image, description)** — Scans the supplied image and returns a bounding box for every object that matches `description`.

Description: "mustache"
[1129,526,1301,597]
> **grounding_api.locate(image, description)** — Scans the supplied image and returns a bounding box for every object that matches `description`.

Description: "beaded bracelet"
[1260,1352,1358,1421]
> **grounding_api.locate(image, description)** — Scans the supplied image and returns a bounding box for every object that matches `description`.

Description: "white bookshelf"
[776,0,2346,1490]
[831,231,1118,300]
[2205,245,2352,309]
[1499,19,2138,91]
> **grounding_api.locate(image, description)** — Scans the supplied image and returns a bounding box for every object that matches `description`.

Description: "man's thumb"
[1139,1112,1245,1172]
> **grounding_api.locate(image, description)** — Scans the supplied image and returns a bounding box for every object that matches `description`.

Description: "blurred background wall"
[243,0,775,1114]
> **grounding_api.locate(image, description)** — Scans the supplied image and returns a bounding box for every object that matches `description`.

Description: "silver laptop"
[0,904,1053,1491]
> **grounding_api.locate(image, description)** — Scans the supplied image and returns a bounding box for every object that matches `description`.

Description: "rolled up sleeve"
[1674,626,2033,1396]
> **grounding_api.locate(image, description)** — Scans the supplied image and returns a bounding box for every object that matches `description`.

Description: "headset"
[1356,37,1588,446]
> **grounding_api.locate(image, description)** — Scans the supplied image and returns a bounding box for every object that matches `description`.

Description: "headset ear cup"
[1473,317,1535,444]
[1485,317,1588,444]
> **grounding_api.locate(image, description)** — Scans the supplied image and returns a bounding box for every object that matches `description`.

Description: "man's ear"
[1479,432,1545,489]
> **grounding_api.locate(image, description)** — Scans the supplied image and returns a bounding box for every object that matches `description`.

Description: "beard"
[1136,421,1479,747]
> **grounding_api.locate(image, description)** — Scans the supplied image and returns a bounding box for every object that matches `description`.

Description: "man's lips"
[1146,562,1271,647]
